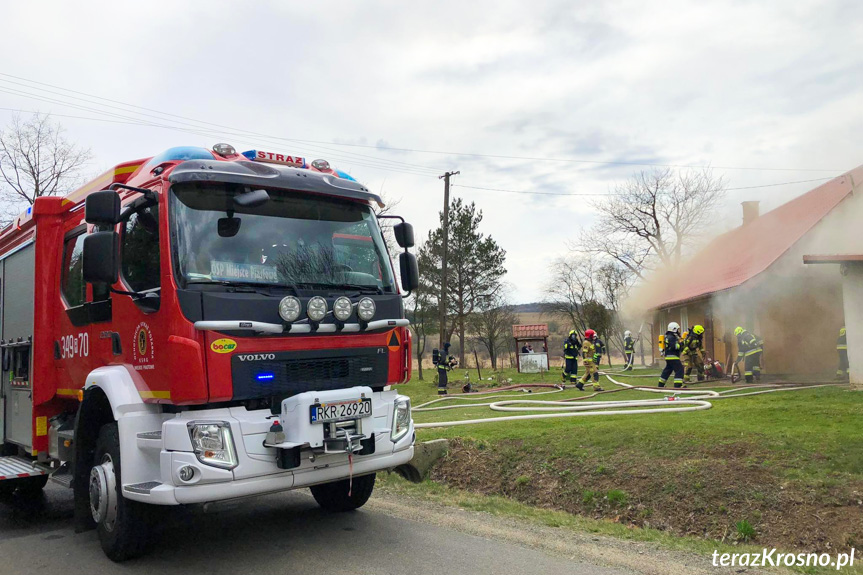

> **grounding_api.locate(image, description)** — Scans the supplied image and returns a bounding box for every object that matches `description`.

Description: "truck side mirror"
[399,252,419,292]
[85,190,121,225]
[393,222,414,248]
[83,231,119,284]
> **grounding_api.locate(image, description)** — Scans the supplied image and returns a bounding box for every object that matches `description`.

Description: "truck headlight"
[333,296,353,321]
[187,422,238,469]
[357,297,376,321]
[279,296,301,322]
[307,296,328,322]
[391,397,411,442]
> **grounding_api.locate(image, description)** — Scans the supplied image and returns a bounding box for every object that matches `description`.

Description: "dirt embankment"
[431,439,863,553]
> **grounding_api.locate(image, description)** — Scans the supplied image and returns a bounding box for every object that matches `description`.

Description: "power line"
[0,97,441,178]
[0,104,838,195]
[453,176,836,197]
[0,74,445,175]
[723,177,835,191]
[454,184,614,196]
[0,72,843,174]
[0,99,441,179]
[0,101,441,179]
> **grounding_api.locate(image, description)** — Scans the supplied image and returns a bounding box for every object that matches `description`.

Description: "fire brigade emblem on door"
[133,322,155,370]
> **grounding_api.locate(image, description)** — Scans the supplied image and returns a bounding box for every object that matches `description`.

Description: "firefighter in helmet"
[562,329,580,386]
[837,326,849,382]
[592,334,606,384]
[658,322,685,388]
[578,329,603,391]
[681,324,706,383]
[623,330,636,371]
[734,326,763,383]
[435,342,457,395]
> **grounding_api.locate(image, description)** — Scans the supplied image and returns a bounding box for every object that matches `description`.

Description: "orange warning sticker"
[387,330,401,351]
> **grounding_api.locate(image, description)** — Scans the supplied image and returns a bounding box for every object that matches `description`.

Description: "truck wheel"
[90,423,150,561]
[310,473,375,512]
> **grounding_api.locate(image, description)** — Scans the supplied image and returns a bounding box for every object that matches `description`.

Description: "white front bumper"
[122,389,414,505]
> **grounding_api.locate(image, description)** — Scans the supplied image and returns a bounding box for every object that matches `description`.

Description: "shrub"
[607,489,628,505]
[735,519,756,542]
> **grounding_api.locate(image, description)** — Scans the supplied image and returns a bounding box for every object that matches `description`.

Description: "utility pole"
[438,170,459,349]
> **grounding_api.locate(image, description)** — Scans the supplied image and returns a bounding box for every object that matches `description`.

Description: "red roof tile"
[512,324,549,339]
[647,167,861,309]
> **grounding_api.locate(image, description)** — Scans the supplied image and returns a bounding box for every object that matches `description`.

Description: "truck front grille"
[231,346,389,401]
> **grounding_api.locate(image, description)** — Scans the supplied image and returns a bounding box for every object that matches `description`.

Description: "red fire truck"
[0,144,418,560]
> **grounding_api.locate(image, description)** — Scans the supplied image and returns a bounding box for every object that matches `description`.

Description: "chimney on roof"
[741,201,760,226]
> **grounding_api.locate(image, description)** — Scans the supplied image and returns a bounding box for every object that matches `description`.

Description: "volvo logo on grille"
[237,354,276,361]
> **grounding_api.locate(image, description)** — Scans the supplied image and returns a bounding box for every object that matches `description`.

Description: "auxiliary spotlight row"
[277,296,376,323]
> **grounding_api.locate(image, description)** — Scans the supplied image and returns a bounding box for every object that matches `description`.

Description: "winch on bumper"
[124,387,414,505]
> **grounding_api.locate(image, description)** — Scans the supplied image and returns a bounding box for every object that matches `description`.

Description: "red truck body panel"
[0,148,409,455]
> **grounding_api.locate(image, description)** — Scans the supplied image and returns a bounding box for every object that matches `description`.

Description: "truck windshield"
[169,182,396,293]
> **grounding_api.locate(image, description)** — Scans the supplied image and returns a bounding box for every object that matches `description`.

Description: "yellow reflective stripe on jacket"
[837,345,848,350]
[744,348,762,356]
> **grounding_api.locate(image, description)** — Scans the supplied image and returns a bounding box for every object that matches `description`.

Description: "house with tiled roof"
[642,165,863,376]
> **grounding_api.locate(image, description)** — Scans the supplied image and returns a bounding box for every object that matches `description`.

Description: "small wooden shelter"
[512,324,549,373]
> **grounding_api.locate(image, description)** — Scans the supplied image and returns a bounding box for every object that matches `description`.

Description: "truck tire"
[310,473,375,512]
[91,423,151,561]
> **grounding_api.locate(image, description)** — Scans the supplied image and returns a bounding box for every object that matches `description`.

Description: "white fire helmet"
[624,330,632,338]
[668,322,680,334]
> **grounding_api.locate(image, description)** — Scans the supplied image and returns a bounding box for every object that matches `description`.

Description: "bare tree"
[469,291,517,371]
[596,261,636,358]
[581,167,725,279]
[544,256,600,333]
[0,113,92,223]
[545,254,633,361]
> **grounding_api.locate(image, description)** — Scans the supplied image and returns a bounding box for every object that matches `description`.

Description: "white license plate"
[310,398,372,424]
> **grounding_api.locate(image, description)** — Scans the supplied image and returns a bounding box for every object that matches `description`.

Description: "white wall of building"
[841,262,863,389]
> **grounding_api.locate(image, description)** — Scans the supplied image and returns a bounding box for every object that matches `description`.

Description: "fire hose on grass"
[412,374,846,429]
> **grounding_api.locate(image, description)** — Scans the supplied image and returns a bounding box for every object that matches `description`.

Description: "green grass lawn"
[401,366,863,478]
[393,366,863,558]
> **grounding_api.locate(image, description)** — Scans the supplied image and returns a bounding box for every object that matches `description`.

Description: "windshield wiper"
[186,280,300,296]
[297,282,384,295]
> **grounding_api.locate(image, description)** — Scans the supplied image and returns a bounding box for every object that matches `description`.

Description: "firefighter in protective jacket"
[592,335,606,383]
[837,326,849,381]
[658,322,685,388]
[623,330,636,371]
[578,329,603,391]
[562,330,580,385]
[681,324,706,382]
[734,327,763,383]
[435,342,457,395]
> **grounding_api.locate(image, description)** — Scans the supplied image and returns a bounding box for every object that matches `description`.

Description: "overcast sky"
[1,0,861,303]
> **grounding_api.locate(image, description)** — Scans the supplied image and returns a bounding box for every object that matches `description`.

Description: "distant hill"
[511,302,554,314]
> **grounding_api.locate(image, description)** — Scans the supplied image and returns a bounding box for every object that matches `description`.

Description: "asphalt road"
[0,483,636,575]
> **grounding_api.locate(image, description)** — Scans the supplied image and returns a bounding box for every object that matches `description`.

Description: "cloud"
[0,0,861,303]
